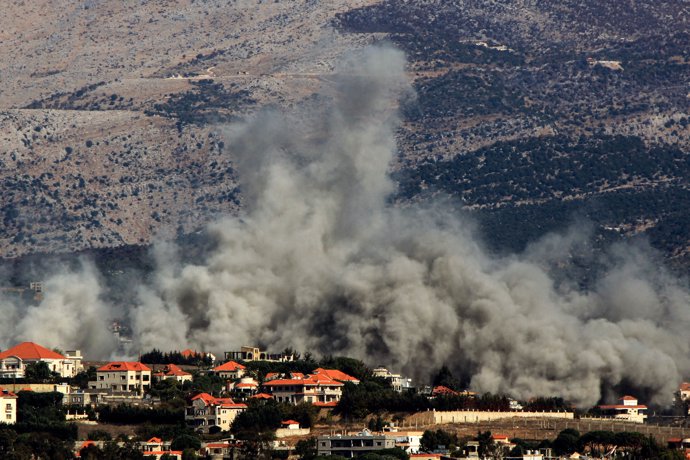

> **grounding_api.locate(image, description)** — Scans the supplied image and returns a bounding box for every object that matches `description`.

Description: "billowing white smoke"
[0,260,116,357]
[5,46,689,407]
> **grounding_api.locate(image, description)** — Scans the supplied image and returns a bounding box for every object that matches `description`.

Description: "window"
[98,376,104,381]
[120,375,126,381]
[5,414,10,420]
[142,375,149,381]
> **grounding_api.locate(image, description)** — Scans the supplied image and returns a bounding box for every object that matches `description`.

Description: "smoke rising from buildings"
[3,46,689,407]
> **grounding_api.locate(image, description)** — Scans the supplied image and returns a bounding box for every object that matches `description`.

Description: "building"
[384,429,423,454]
[92,362,152,394]
[0,387,17,424]
[263,373,344,405]
[0,342,83,378]
[228,377,258,398]
[597,396,648,423]
[372,367,412,392]
[317,429,396,457]
[213,360,246,380]
[141,437,183,459]
[153,364,192,384]
[224,346,294,362]
[312,368,360,385]
[186,393,247,434]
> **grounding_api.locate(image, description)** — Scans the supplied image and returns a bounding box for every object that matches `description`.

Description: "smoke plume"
[5,46,690,407]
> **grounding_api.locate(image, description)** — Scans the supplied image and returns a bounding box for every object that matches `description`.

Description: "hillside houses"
[186,393,247,434]
[0,342,83,378]
[91,362,152,394]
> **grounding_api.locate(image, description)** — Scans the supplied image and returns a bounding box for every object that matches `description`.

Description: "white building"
[186,393,247,434]
[92,362,152,394]
[597,396,648,423]
[0,388,17,424]
[372,367,412,392]
[0,342,83,379]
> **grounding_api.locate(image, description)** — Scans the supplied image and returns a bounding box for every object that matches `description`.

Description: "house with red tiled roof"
[0,387,17,424]
[140,437,183,459]
[597,396,648,423]
[153,364,192,384]
[91,362,152,394]
[0,342,83,378]
[263,373,344,405]
[201,440,243,458]
[250,392,273,400]
[186,393,247,434]
[213,360,246,380]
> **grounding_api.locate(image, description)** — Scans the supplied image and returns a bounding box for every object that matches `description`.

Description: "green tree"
[295,437,318,460]
[24,362,53,382]
[553,428,580,455]
[171,434,201,451]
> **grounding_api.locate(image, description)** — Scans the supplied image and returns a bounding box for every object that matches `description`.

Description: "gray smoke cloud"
[5,46,689,407]
[0,260,116,357]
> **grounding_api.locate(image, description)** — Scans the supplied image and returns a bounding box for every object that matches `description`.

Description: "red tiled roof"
[290,372,305,379]
[146,437,163,444]
[0,342,65,360]
[264,375,343,387]
[680,383,690,392]
[620,395,638,401]
[192,393,217,405]
[0,388,17,398]
[282,420,299,425]
[313,368,359,383]
[191,393,247,409]
[432,385,458,396]
[157,364,191,377]
[97,361,150,372]
[76,440,97,457]
[181,349,200,357]
[313,401,337,407]
[251,393,273,399]
[265,372,280,380]
[214,361,246,372]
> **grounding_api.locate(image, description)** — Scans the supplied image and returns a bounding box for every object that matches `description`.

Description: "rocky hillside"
[1,0,689,269]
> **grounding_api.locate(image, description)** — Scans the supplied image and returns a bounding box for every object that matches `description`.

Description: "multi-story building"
[372,367,412,392]
[224,346,294,363]
[92,362,152,394]
[263,373,345,405]
[186,393,247,434]
[317,429,396,457]
[0,387,17,424]
[0,342,83,378]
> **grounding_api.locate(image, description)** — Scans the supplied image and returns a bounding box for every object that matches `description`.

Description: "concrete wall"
[432,410,574,424]
[276,427,310,438]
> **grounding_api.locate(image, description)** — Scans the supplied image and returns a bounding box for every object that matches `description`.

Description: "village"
[0,341,689,459]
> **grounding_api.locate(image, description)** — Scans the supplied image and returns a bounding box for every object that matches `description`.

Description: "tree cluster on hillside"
[140,349,213,366]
